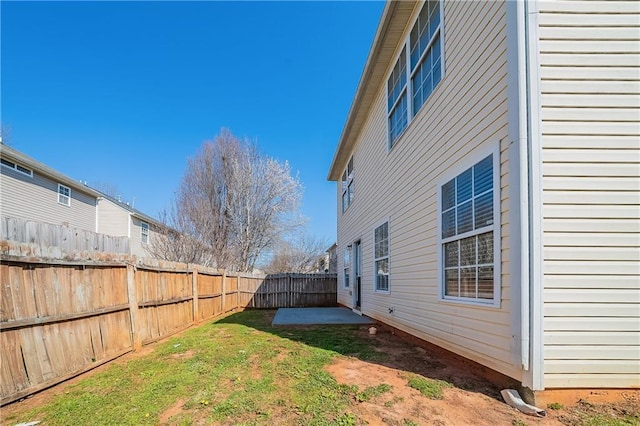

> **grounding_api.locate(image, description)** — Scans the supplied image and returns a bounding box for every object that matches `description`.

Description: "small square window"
[58,184,70,206]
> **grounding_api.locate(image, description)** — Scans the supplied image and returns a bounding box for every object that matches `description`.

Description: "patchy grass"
[355,383,392,402]
[406,374,453,399]
[560,399,640,426]
[3,310,639,426]
[548,402,564,410]
[3,310,384,426]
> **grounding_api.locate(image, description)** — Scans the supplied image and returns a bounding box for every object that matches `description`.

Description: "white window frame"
[373,220,390,294]
[57,184,71,206]
[341,156,354,213]
[1,158,33,177]
[437,145,501,307]
[343,245,351,288]
[141,221,149,244]
[386,0,445,150]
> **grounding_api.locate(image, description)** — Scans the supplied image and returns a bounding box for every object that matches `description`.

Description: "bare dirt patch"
[326,326,639,426]
[171,349,195,360]
[159,398,186,424]
[3,312,638,426]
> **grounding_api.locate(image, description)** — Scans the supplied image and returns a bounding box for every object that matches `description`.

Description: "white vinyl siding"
[538,1,640,388]
[96,198,131,237]
[336,0,519,381]
[0,167,96,231]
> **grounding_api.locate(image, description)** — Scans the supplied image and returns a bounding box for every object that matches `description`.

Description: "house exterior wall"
[130,216,155,258]
[537,0,640,388]
[96,198,160,258]
[97,198,131,237]
[336,0,522,381]
[1,164,96,232]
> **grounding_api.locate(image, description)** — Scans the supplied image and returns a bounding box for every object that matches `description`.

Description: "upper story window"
[388,49,408,145]
[1,158,33,177]
[387,0,444,148]
[439,153,499,306]
[141,221,149,244]
[341,156,354,213]
[374,221,390,293]
[57,184,71,206]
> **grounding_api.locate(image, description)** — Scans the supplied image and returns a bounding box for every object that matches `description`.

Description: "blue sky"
[1,1,384,244]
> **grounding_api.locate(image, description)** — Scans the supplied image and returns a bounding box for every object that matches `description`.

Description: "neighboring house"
[319,243,338,273]
[1,143,101,232]
[328,0,639,394]
[1,143,162,258]
[96,194,161,258]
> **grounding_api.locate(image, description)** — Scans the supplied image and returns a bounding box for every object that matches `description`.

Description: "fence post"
[221,270,227,313]
[288,274,293,308]
[126,263,142,351]
[237,275,240,310]
[191,265,199,324]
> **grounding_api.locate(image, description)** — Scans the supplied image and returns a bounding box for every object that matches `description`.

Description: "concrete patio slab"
[272,307,375,326]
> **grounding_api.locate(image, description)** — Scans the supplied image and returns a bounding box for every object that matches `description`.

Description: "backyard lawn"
[2,310,638,426]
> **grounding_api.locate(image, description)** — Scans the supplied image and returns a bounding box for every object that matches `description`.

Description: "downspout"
[516,0,531,373]
[518,0,544,391]
[526,0,544,391]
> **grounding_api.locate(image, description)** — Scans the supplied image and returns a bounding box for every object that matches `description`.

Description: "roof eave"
[327,1,417,181]
[1,143,104,199]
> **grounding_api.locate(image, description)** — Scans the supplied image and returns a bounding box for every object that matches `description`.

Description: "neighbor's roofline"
[1,143,161,225]
[1,143,104,199]
[327,1,417,181]
[99,194,162,226]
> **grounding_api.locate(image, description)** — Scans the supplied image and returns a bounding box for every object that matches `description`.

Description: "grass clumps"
[356,383,392,402]
[406,374,453,399]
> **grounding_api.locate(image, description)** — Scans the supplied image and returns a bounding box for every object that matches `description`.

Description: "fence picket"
[0,242,336,405]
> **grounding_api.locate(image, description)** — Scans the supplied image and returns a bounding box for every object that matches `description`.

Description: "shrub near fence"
[0,253,337,405]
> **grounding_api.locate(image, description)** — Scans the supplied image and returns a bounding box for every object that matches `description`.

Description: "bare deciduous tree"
[152,129,305,272]
[146,208,214,266]
[262,233,329,274]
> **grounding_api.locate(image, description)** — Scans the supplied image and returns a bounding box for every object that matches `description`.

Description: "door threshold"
[352,308,363,316]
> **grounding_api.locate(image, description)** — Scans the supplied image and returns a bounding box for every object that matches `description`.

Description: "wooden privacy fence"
[1,216,130,258]
[240,273,338,308]
[0,255,337,405]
